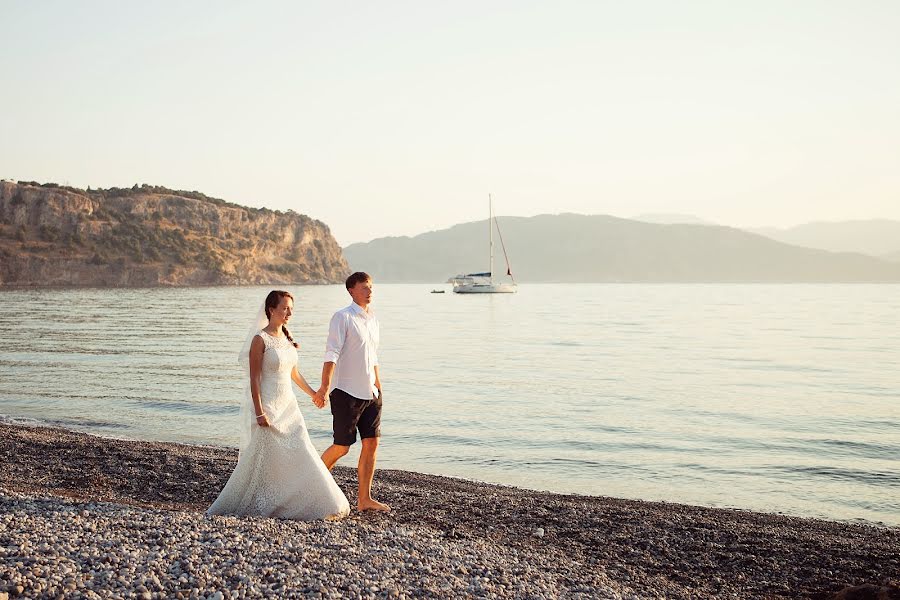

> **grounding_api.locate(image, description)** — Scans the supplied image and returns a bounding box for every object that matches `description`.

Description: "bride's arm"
[291,366,316,398]
[249,336,269,427]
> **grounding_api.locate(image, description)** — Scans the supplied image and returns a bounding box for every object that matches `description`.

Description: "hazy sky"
[2,1,899,245]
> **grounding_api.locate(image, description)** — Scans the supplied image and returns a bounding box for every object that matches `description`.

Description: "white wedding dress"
[207,330,350,520]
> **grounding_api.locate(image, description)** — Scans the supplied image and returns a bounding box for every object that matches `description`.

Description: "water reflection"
[1,283,898,525]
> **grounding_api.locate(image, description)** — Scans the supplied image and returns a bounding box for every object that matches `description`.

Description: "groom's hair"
[345,271,371,290]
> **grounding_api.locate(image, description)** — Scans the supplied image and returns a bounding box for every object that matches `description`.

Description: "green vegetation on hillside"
[15,181,289,217]
[0,181,347,285]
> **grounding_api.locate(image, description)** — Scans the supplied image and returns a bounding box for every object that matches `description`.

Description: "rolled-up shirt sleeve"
[323,312,345,363]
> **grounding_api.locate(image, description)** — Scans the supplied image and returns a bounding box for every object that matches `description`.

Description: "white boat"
[451,195,517,294]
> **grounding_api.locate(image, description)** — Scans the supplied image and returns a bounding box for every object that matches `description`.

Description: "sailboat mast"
[489,194,494,283]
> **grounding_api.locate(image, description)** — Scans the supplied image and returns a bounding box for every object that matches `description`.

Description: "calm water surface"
[1,284,898,526]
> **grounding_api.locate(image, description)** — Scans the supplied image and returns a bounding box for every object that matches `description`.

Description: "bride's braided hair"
[264,290,299,348]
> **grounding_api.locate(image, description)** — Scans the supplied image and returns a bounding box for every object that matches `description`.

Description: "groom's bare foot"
[358,499,391,512]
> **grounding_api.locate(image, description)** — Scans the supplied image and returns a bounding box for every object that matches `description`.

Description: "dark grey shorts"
[330,387,382,446]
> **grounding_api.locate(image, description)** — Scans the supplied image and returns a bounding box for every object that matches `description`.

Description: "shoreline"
[1,423,897,599]
[4,415,893,530]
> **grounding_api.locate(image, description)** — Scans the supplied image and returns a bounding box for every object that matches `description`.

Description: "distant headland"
[344,213,900,283]
[0,181,348,287]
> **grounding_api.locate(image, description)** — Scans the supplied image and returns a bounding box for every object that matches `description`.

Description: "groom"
[314,271,390,512]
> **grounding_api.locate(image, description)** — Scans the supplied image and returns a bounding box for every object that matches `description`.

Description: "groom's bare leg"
[321,444,349,471]
[358,437,390,512]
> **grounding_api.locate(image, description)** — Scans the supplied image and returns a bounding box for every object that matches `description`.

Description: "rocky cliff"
[0,181,349,286]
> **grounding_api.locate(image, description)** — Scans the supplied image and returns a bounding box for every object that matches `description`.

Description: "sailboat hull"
[453,282,517,294]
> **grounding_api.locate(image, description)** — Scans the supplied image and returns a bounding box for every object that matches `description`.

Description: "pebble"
[2,423,898,600]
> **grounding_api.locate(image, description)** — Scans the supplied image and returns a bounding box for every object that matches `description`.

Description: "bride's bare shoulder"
[250,334,266,351]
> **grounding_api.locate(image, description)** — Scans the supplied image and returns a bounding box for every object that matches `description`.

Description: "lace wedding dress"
[207,330,350,520]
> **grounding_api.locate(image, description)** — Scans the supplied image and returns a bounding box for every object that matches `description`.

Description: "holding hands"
[312,386,329,409]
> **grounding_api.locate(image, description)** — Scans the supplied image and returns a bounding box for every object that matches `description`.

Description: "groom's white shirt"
[324,302,380,400]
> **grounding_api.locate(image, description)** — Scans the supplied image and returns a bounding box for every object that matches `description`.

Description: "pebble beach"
[0,423,897,599]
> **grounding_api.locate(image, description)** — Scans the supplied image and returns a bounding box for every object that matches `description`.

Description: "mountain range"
[748,220,900,261]
[627,214,900,262]
[4,179,898,285]
[344,213,900,283]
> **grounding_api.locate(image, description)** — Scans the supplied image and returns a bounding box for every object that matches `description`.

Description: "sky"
[2,1,899,245]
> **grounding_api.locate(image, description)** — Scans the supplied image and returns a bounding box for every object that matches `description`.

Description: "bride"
[208,290,350,520]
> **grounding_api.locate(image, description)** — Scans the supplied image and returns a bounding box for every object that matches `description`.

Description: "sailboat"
[451,195,517,294]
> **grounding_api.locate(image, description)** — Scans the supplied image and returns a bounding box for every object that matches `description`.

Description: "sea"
[0,284,897,526]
